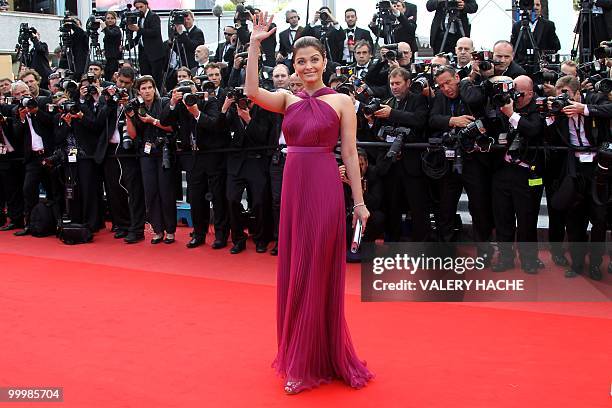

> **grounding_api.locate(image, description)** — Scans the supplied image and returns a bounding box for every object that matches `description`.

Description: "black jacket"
[300,23,346,63]
[370,4,418,54]
[511,18,561,66]
[160,97,219,151]
[103,25,122,59]
[222,104,274,175]
[12,98,55,162]
[29,39,52,89]
[171,25,205,69]
[58,25,89,78]
[278,26,304,57]
[498,61,527,79]
[372,91,429,176]
[426,0,478,53]
[135,10,165,62]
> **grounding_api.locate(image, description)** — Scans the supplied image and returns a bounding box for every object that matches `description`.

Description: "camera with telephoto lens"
[59,78,79,95]
[170,9,189,25]
[124,96,145,116]
[381,43,399,62]
[471,50,496,72]
[594,78,612,94]
[86,13,100,33]
[319,9,331,24]
[374,1,396,26]
[117,120,133,150]
[227,87,250,110]
[59,13,77,34]
[578,60,606,80]
[156,136,171,169]
[376,126,412,160]
[411,74,431,94]
[362,97,382,115]
[535,92,572,116]
[102,85,129,103]
[485,79,524,108]
[19,97,38,109]
[336,82,356,96]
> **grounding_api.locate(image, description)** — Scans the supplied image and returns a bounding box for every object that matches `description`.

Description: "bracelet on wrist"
[352,202,366,211]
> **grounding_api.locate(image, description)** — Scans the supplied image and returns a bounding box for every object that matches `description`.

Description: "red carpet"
[0,227,611,407]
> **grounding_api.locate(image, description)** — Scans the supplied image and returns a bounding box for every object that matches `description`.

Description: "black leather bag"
[58,223,93,245]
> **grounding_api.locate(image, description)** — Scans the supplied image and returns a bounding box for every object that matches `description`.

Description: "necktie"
[289,29,296,45]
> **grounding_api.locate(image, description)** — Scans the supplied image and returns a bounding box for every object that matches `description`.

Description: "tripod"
[161,33,188,94]
[60,33,76,75]
[319,24,336,63]
[121,27,140,72]
[86,31,104,67]
[571,1,595,64]
[371,10,395,54]
[439,7,465,54]
[512,8,540,74]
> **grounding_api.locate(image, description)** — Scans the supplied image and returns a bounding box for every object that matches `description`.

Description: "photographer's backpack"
[29,202,57,237]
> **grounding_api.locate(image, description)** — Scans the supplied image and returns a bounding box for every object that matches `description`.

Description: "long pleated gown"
[272,87,374,392]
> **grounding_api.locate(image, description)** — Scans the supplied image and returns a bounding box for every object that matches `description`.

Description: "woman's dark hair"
[292,36,326,60]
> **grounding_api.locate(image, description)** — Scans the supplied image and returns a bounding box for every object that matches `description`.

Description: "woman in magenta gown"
[244,13,374,394]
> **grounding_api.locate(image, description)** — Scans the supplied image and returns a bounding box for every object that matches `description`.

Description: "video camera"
[170,9,189,25]
[17,23,37,43]
[119,5,141,29]
[373,1,397,27]
[59,12,77,34]
[227,87,250,110]
[516,0,534,10]
[235,3,256,23]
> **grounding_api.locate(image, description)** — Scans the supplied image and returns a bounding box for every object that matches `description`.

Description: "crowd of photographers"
[0,0,611,280]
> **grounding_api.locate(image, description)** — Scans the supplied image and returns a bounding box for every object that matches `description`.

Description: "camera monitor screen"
[95,0,214,11]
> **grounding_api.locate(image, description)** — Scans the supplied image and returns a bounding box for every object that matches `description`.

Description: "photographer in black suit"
[220,92,274,254]
[169,10,205,70]
[366,67,430,241]
[342,8,373,65]
[128,0,165,90]
[94,66,146,243]
[11,81,60,236]
[0,95,25,231]
[27,30,53,90]
[427,0,478,54]
[364,41,413,99]
[428,65,494,261]
[369,0,419,57]
[545,75,611,281]
[99,11,123,81]
[491,75,544,274]
[300,6,346,63]
[160,78,230,249]
[58,16,89,80]
[510,0,561,67]
[277,10,303,65]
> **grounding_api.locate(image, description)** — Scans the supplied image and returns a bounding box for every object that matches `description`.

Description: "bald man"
[493,40,526,79]
[454,37,474,79]
[491,75,545,274]
[192,45,211,77]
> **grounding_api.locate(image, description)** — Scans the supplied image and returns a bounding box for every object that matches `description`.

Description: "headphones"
[286,13,300,24]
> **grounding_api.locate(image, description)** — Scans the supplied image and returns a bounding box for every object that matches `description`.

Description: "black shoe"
[110,225,119,232]
[270,243,278,256]
[114,230,128,239]
[186,236,204,248]
[151,236,163,245]
[588,265,602,281]
[14,227,31,236]
[163,236,175,244]
[552,253,570,267]
[492,260,514,272]
[124,233,144,244]
[535,258,545,269]
[256,242,268,253]
[0,223,22,232]
[522,262,538,274]
[564,268,581,278]
[230,240,246,254]
[211,239,227,249]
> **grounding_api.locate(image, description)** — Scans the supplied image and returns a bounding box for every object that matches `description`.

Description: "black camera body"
[19,97,38,109]
[471,50,496,72]
[362,98,382,115]
[382,43,399,62]
[18,23,37,43]
[122,9,141,27]
[102,85,130,103]
[517,0,535,10]
[485,79,523,108]
[227,87,250,110]
[535,92,572,116]
[124,96,145,116]
[445,0,460,10]
[594,78,612,94]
